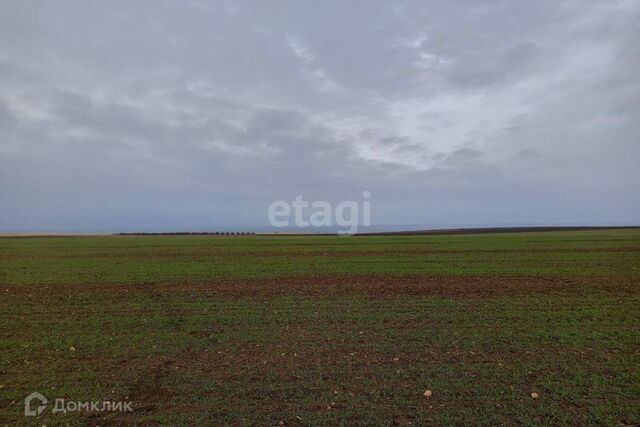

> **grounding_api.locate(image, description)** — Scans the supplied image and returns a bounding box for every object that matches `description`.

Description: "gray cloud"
[0,0,639,231]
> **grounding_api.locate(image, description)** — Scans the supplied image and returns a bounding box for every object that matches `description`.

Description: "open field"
[1,229,639,425]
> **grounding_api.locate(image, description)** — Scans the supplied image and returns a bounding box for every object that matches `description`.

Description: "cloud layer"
[1,1,639,231]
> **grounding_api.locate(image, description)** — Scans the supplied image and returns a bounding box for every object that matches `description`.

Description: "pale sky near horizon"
[1,1,639,232]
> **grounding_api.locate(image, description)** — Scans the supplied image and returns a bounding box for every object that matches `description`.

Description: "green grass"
[1,230,639,285]
[1,230,639,425]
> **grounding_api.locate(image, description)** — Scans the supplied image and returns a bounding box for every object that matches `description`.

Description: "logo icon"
[24,392,47,416]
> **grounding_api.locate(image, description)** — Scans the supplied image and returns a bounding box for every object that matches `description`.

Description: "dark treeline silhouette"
[115,232,256,236]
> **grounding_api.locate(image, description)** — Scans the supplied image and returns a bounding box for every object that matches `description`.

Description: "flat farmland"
[1,230,639,425]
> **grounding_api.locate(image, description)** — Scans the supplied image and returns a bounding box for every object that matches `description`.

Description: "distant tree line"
[115,232,257,236]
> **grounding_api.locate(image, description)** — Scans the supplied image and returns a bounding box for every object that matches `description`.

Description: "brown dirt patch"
[225,247,640,258]
[5,274,638,300]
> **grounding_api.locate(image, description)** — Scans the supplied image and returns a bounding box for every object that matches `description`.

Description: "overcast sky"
[1,1,639,232]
